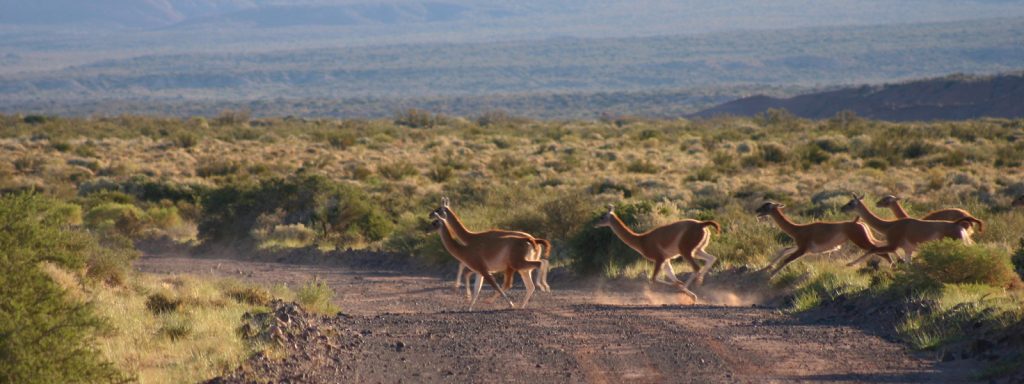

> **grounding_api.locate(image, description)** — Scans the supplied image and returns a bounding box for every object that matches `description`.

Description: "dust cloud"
[589,277,771,307]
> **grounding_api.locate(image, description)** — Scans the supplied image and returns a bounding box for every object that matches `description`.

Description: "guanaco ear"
[605,204,615,213]
[441,196,450,207]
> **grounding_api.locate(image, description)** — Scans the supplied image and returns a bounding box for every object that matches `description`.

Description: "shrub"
[172,132,199,148]
[226,287,272,306]
[86,233,140,286]
[84,202,147,237]
[256,223,317,249]
[213,109,251,126]
[199,175,393,246]
[146,292,183,314]
[427,163,454,182]
[625,159,660,174]
[901,140,936,159]
[146,205,183,231]
[23,114,47,124]
[297,281,339,314]
[326,132,357,149]
[568,201,654,275]
[0,193,127,383]
[195,158,243,178]
[758,143,789,164]
[1010,238,1024,281]
[378,161,419,180]
[394,109,447,128]
[159,313,193,341]
[916,240,1017,287]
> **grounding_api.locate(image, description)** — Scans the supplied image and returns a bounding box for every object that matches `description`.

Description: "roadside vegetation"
[2,111,1022,380]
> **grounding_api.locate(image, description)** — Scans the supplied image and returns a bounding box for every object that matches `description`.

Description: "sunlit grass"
[90,274,280,384]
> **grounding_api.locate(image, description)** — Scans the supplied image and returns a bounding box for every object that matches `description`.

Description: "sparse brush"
[159,313,194,341]
[296,280,339,315]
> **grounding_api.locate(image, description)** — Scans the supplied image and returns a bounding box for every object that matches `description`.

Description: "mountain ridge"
[693,72,1024,121]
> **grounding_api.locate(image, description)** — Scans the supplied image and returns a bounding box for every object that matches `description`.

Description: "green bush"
[199,175,393,246]
[23,114,47,124]
[1011,238,1024,281]
[916,240,1017,287]
[0,193,128,383]
[568,201,654,275]
[84,202,146,237]
[85,233,139,286]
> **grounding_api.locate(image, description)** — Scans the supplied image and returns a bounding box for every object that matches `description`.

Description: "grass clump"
[916,239,1018,287]
[145,292,183,314]
[784,262,872,313]
[93,274,279,383]
[296,280,339,315]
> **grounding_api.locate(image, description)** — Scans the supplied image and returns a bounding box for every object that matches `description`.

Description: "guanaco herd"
[431,194,1024,310]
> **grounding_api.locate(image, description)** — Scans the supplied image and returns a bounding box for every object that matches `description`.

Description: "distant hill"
[694,73,1024,121]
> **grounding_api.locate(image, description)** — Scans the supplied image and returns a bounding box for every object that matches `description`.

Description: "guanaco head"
[875,195,901,208]
[593,204,616,228]
[428,211,448,232]
[429,218,444,231]
[840,193,865,213]
[1013,195,1024,208]
[755,202,784,217]
[428,196,451,220]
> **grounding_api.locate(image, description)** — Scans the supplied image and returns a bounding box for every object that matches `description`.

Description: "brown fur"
[755,202,889,276]
[843,195,973,264]
[432,213,543,309]
[875,195,984,234]
[435,197,552,292]
[594,205,718,302]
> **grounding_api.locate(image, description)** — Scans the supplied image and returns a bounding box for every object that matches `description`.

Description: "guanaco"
[594,204,719,301]
[755,202,890,276]
[430,212,544,309]
[875,195,983,236]
[841,194,979,264]
[432,197,552,293]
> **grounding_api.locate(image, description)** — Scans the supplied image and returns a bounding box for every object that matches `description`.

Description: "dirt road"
[136,251,978,383]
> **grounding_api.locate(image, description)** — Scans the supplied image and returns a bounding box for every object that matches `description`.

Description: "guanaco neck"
[443,206,476,239]
[606,213,644,251]
[889,202,910,219]
[853,202,891,229]
[436,221,470,261]
[767,208,800,237]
